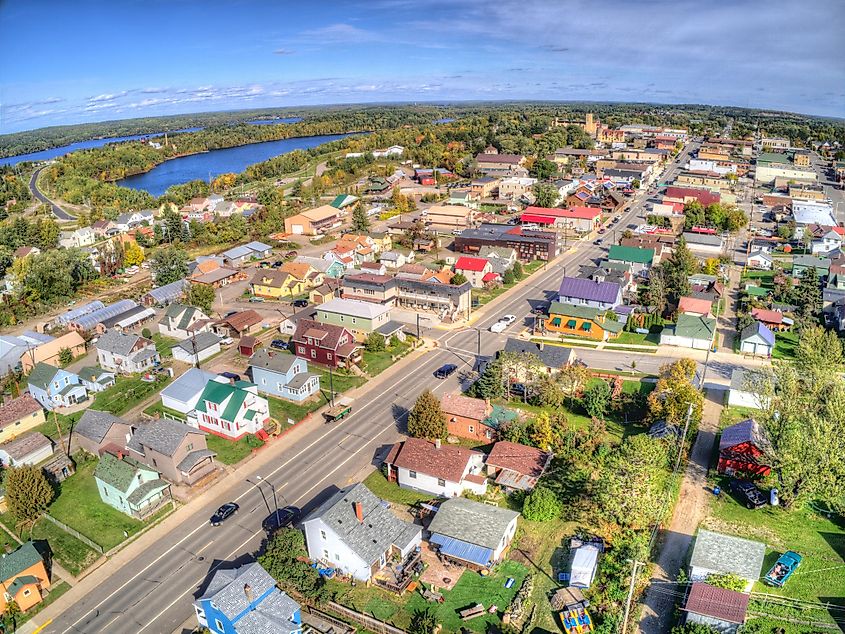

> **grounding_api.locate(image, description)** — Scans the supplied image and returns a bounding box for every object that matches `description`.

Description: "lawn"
[206,432,265,465]
[613,331,660,346]
[91,373,172,415]
[719,405,761,428]
[142,401,188,421]
[33,410,83,442]
[151,333,179,358]
[311,364,365,395]
[773,331,799,360]
[362,469,438,507]
[362,340,412,377]
[268,395,320,425]
[742,270,778,283]
[0,512,99,577]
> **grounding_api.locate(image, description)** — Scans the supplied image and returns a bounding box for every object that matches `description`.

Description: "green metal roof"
[0,542,42,583]
[548,302,603,321]
[195,380,249,422]
[672,314,717,341]
[608,245,655,265]
[757,152,790,165]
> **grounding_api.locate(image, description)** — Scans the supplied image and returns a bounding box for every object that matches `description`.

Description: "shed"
[238,336,260,357]
[689,530,766,592]
[718,418,772,477]
[727,368,769,410]
[428,497,519,568]
[683,582,749,633]
[570,542,602,589]
[0,432,54,467]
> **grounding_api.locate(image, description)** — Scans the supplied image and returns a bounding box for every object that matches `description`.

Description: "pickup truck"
[764,551,802,587]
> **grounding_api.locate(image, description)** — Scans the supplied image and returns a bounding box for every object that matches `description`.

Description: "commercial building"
[454,223,560,261]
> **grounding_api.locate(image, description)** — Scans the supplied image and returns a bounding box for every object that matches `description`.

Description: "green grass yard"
[362,340,412,377]
[613,331,660,346]
[205,433,265,465]
[773,331,800,360]
[1,512,99,577]
[151,333,179,358]
[91,373,172,415]
[362,470,438,507]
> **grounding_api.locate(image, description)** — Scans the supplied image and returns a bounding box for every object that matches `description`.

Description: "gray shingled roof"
[427,497,519,550]
[305,483,421,566]
[174,331,221,355]
[689,529,766,581]
[128,418,205,458]
[248,348,298,374]
[75,410,128,443]
[96,330,142,356]
[502,337,576,370]
[177,449,216,472]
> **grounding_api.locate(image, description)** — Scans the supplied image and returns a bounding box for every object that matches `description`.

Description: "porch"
[372,548,423,594]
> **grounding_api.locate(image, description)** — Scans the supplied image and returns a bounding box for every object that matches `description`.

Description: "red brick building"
[440,393,495,442]
[291,319,362,369]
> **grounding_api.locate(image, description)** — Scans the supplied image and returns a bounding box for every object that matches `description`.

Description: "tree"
[533,183,558,208]
[351,201,370,233]
[704,573,746,592]
[522,486,561,521]
[365,332,386,352]
[58,347,74,366]
[408,608,438,634]
[450,273,468,285]
[141,327,152,339]
[186,282,215,315]
[3,600,21,632]
[150,246,189,285]
[5,464,54,523]
[512,260,524,279]
[793,266,821,321]
[536,374,565,408]
[530,412,554,450]
[502,269,516,285]
[407,389,447,439]
[258,527,328,603]
[123,240,145,266]
[530,158,558,181]
[468,357,504,399]
[558,364,590,405]
[647,359,703,427]
[583,380,611,419]
[670,624,718,634]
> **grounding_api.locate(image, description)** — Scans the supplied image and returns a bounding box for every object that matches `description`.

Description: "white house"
[427,497,519,568]
[379,250,413,270]
[95,331,160,374]
[727,368,770,410]
[191,377,270,439]
[739,322,774,357]
[160,368,217,414]
[302,483,422,582]
[171,332,222,365]
[689,530,766,593]
[384,438,487,498]
[372,145,404,158]
[746,250,773,270]
[812,229,844,255]
[114,210,154,232]
[59,227,96,249]
[158,304,211,339]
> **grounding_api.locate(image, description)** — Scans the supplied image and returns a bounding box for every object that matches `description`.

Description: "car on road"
[210,502,239,526]
[219,371,241,381]
[292,299,308,308]
[270,339,289,351]
[249,296,265,302]
[284,251,298,258]
[219,337,234,346]
[729,479,767,509]
[490,314,517,333]
[262,505,301,534]
[434,364,457,379]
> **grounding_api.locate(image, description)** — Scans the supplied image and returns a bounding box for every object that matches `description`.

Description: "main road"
[44,142,714,634]
[29,166,76,221]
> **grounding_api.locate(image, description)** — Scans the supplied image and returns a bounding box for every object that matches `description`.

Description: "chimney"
[244,583,254,604]
[353,501,364,523]
[434,438,441,450]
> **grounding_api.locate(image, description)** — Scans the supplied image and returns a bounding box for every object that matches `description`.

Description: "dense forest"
[0,166,32,218]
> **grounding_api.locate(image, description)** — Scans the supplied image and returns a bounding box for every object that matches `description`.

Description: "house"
[74,409,134,455]
[172,332,223,365]
[19,331,87,373]
[194,562,303,634]
[739,322,774,356]
[13,246,40,259]
[750,308,791,332]
[359,260,387,275]
[248,348,320,403]
[0,541,51,613]
[660,314,717,350]
[302,483,422,582]
[309,279,340,305]
[608,245,655,275]
[291,319,362,369]
[379,250,412,270]
[77,366,116,393]
[250,269,302,299]
[746,250,773,270]
[27,363,88,410]
[315,298,392,339]
[455,223,560,262]
[498,177,537,200]
[114,210,154,232]
[428,497,520,569]
[190,259,245,288]
[812,228,844,255]
[0,394,45,443]
[295,255,346,279]
[502,338,577,372]
[791,254,831,279]
[95,331,160,374]
[718,418,772,477]
[558,277,622,310]
[284,205,341,235]
[454,256,493,288]
[160,368,217,415]
[383,438,487,498]
[212,310,263,339]
[486,441,552,491]
[341,273,398,306]
[158,304,211,339]
[94,451,171,519]
[0,432,54,467]
[682,582,749,634]
[0,331,54,375]
[126,418,216,486]
[141,278,189,307]
[689,530,766,593]
[678,296,713,318]
[544,302,624,341]
[221,241,273,267]
[477,246,517,275]
[59,227,95,248]
[440,393,497,442]
[520,206,602,233]
[727,368,769,410]
[192,378,270,440]
[682,232,725,255]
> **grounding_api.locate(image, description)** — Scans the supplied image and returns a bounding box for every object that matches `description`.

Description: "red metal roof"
[683,582,749,624]
[751,308,783,324]
[482,272,500,282]
[520,213,556,224]
[524,205,601,220]
[455,256,489,272]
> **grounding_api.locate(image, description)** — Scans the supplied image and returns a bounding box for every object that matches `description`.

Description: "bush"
[704,572,746,592]
[522,486,561,521]
[141,328,152,339]
[365,332,386,352]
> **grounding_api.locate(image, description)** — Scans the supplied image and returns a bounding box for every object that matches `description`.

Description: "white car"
[490,314,517,333]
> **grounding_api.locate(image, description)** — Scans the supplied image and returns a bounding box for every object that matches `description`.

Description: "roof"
[608,245,655,265]
[502,337,576,369]
[678,296,713,315]
[0,432,52,462]
[219,310,263,333]
[128,418,205,458]
[0,542,43,583]
[740,321,775,346]
[304,483,420,566]
[26,332,86,366]
[27,362,61,391]
[160,368,217,405]
[318,298,391,320]
[0,394,42,429]
[683,582,749,624]
[249,348,298,374]
[682,232,723,247]
[751,308,783,324]
[720,418,772,454]
[293,318,350,350]
[441,393,490,421]
[428,497,519,550]
[673,314,717,341]
[487,441,550,478]
[388,438,481,483]
[75,409,130,443]
[476,153,524,165]
[558,277,620,304]
[523,206,601,220]
[689,529,766,581]
[174,331,221,355]
[455,256,489,272]
[299,204,339,222]
[96,330,150,357]
[94,452,154,494]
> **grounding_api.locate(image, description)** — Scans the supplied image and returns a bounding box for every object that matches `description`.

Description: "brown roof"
[683,582,749,624]
[487,441,550,478]
[397,263,426,276]
[280,262,312,280]
[476,153,524,165]
[441,394,490,421]
[303,328,328,341]
[239,335,258,348]
[293,318,350,351]
[678,296,713,315]
[345,273,393,285]
[252,269,290,288]
[222,310,262,333]
[1,432,52,461]
[300,205,339,222]
[388,438,480,483]
[27,331,86,365]
[0,395,42,430]
[360,261,384,270]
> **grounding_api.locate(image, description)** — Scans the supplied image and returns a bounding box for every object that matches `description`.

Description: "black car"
[210,502,239,526]
[219,371,241,381]
[270,339,289,351]
[292,299,309,308]
[729,479,766,509]
[434,364,457,379]
[262,506,302,534]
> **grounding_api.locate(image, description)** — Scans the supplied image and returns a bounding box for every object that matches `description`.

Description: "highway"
[44,142,708,634]
[29,166,76,221]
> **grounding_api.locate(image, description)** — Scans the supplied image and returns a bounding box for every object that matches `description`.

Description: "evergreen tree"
[351,201,370,233]
[469,358,504,399]
[6,464,54,523]
[407,389,447,439]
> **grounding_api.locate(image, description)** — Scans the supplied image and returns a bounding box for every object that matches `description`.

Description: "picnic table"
[421,588,444,603]
[460,604,485,620]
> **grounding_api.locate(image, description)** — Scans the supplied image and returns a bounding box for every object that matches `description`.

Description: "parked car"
[270,339,289,351]
[262,506,301,534]
[219,371,241,381]
[284,251,298,258]
[249,296,265,303]
[292,299,308,308]
[434,364,457,379]
[210,502,239,526]
[271,260,284,268]
[729,479,767,509]
[490,314,517,333]
[219,337,234,346]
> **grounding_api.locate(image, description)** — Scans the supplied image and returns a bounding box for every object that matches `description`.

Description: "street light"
[256,475,280,528]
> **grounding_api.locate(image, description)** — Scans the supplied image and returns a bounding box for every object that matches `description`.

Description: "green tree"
[350,201,370,233]
[530,412,554,450]
[512,260,524,278]
[5,464,54,523]
[670,624,718,634]
[530,158,558,180]
[647,358,703,427]
[583,380,611,419]
[150,246,189,285]
[185,282,216,315]
[502,269,516,285]
[536,374,565,408]
[704,573,746,592]
[3,600,21,632]
[408,608,438,634]
[533,183,558,208]
[450,273,468,285]
[793,266,821,321]
[365,332,386,352]
[258,528,328,603]
[58,347,74,366]
[407,389,447,439]
[469,357,504,399]
[522,486,561,521]
[558,364,590,406]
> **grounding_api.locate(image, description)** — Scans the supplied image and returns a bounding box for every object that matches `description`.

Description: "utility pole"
[53,410,67,456]
[621,559,642,634]
[675,402,694,473]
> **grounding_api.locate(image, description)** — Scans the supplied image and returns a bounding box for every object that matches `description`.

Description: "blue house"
[194,562,302,634]
[248,349,320,403]
[27,362,88,410]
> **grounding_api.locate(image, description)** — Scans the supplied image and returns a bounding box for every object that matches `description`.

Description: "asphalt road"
[29,166,76,221]
[46,145,699,634]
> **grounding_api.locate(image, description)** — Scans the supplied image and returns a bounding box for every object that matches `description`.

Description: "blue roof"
[558,276,620,304]
[430,533,494,567]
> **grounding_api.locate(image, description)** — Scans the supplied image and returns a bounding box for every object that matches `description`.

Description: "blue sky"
[1,0,843,134]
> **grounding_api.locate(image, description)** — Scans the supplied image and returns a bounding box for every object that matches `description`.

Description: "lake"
[1,128,203,167]
[117,133,352,197]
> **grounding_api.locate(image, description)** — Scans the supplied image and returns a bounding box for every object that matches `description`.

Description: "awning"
[581,322,592,331]
[565,319,577,328]
[551,317,562,327]
[430,533,493,567]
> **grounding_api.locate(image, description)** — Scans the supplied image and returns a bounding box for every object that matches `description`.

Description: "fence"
[326,601,407,634]
[43,513,104,554]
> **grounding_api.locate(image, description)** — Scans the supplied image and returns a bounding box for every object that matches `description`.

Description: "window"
[486,429,492,439]
[438,478,446,487]
[323,549,329,559]
[298,346,305,354]
[22,589,31,597]
[409,470,417,479]
[327,353,333,360]
[215,620,224,631]
[468,425,475,433]
[186,443,193,452]
[311,349,316,358]
[320,530,327,540]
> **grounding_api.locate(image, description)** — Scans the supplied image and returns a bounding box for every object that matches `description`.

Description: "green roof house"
[192,378,270,440]
[0,541,51,612]
[94,452,171,519]
[660,314,717,350]
[330,194,359,210]
[608,245,655,274]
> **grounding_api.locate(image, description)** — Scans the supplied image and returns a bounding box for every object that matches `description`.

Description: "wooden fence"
[326,601,407,634]
[43,513,104,554]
